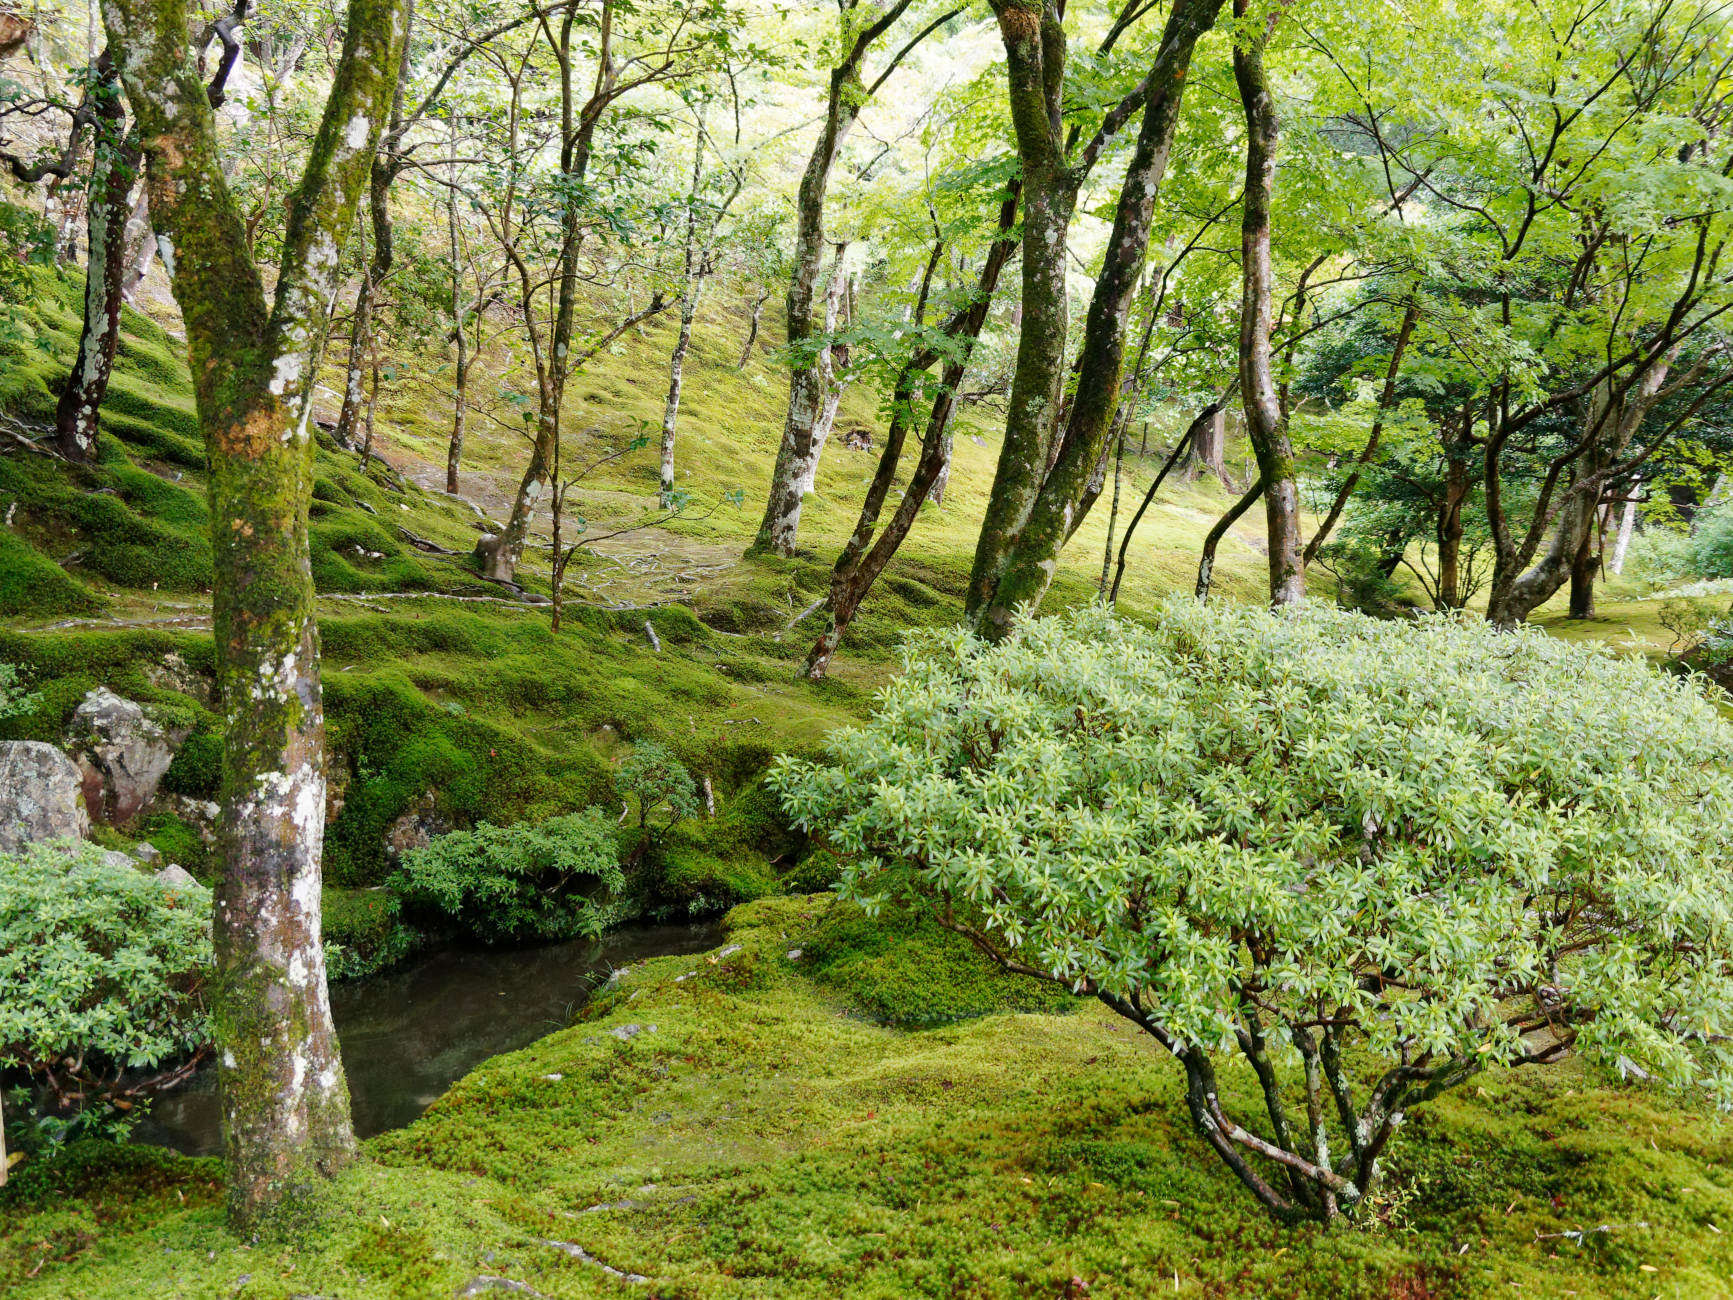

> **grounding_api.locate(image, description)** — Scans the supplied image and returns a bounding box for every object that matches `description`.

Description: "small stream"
[138,920,724,1156]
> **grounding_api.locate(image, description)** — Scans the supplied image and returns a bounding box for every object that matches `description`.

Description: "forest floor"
[1,269,1729,1297]
[5,898,1731,1299]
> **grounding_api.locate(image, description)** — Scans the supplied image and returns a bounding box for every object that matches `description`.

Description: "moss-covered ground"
[4,898,1729,1299]
[4,268,1729,1297]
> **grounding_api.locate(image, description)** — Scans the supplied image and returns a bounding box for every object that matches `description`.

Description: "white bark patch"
[268,350,304,397]
[344,114,371,151]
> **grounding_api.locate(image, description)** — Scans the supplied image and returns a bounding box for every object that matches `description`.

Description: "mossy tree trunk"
[1232,0,1303,607]
[966,0,1224,638]
[100,0,410,1229]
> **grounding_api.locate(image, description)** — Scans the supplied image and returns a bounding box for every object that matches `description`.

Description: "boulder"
[132,840,163,865]
[154,863,200,890]
[384,790,450,864]
[65,687,191,826]
[0,741,90,851]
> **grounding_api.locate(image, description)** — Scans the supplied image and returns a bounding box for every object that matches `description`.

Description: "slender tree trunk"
[331,263,372,449]
[1197,475,1267,600]
[102,0,408,1228]
[1111,391,1227,603]
[659,116,708,507]
[1302,301,1417,566]
[55,98,137,462]
[1233,0,1303,607]
[737,288,768,368]
[444,123,468,495]
[119,184,154,302]
[751,0,929,556]
[1098,417,1128,594]
[1609,495,1637,574]
[659,291,700,505]
[756,241,849,550]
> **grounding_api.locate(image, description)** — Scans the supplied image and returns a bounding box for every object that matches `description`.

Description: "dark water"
[138,920,724,1156]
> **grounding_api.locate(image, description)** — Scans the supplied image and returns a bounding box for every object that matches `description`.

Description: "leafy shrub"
[323,887,418,981]
[0,661,35,718]
[1692,505,1733,579]
[0,841,211,1143]
[393,810,625,944]
[773,601,1733,1225]
[618,740,700,831]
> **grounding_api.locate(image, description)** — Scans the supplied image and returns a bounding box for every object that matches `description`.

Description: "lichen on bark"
[100,0,412,1229]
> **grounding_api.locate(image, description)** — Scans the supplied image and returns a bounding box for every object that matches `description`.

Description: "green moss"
[9,897,1733,1298]
[803,900,1083,1028]
[0,527,100,617]
[323,886,418,981]
[136,809,211,879]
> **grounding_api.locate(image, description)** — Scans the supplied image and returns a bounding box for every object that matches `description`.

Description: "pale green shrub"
[772,601,1733,1224]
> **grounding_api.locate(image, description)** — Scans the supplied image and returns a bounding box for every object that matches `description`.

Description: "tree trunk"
[444,122,468,495]
[1233,0,1303,607]
[659,117,709,508]
[806,187,1018,677]
[659,291,700,505]
[1568,529,1599,618]
[331,267,372,449]
[754,242,849,552]
[737,288,768,368]
[750,1,925,556]
[54,98,137,463]
[119,184,154,302]
[1186,403,1228,484]
[1608,495,1637,574]
[968,0,1224,637]
[102,0,408,1229]
[1486,358,1671,626]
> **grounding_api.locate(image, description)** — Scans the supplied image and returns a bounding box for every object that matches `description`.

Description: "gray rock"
[132,840,163,865]
[0,741,90,851]
[384,789,450,864]
[155,863,200,890]
[65,687,190,826]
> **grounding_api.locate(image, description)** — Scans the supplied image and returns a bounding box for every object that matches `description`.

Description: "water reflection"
[139,920,723,1156]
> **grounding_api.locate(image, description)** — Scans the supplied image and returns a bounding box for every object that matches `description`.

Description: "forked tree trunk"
[55,97,138,463]
[1486,359,1671,627]
[806,187,1018,677]
[1233,0,1303,607]
[968,0,1224,637]
[103,0,408,1228]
